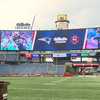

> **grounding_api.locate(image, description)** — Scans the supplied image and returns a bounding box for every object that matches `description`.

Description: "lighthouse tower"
[55,14,70,30]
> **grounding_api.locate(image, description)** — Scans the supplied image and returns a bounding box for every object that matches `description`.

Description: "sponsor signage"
[71,53,81,57]
[81,53,89,57]
[66,53,71,57]
[32,54,40,58]
[53,53,67,57]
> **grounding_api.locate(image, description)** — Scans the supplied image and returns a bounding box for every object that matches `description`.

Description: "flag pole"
[31,16,35,30]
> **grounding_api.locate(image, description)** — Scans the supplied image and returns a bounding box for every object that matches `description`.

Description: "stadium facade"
[0,14,100,76]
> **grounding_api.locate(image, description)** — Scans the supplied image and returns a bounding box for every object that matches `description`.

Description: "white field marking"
[10,88,71,91]
[51,78,67,84]
[11,96,87,100]
[78,75,98,78]
[43,78,67,86]
[43,83,56,85]
[10,96,74,100]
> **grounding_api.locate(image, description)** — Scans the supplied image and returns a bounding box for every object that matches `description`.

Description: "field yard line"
[10,88,69,91]
[11,96,86,100]
[51,78,67,84]
[10,96,76,100]
[43,78,67,85]
[43,83,56,85]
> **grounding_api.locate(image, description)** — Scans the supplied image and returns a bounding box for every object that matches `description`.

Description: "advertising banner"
[53,53,67,57]
[32,54,40,59]
[70,53,81,57]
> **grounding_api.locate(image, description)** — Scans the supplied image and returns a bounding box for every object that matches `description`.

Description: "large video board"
[1,31,35,51]
[33,29,85,51]
[0,27,100,51]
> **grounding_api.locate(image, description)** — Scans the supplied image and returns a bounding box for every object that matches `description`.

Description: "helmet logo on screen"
[53,37,68,44]
[38,37,52,44]
[71,35,80,44]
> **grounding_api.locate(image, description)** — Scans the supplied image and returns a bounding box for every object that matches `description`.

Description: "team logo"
[71,35,80,44]
[38,37,52,44]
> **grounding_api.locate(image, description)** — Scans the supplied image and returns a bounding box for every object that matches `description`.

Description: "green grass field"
[1,76,100,100]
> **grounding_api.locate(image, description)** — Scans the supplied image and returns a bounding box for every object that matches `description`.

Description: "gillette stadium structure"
[0,15,100,76]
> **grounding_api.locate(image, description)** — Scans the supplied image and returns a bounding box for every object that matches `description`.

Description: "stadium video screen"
[1,31,35,51]
[84,28,100,49]
[0,27,100,51]
[34,29,85,51]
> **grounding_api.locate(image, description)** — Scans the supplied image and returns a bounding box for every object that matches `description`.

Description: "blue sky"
[0,0,100,30]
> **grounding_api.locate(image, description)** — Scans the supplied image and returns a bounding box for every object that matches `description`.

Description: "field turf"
[0,76,100,100]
